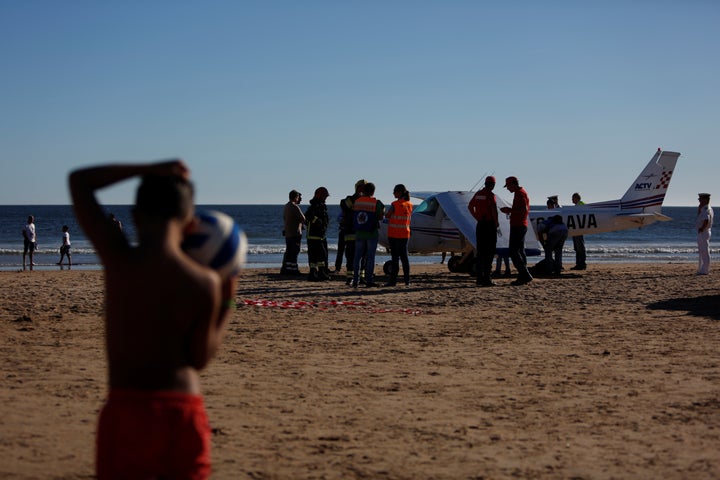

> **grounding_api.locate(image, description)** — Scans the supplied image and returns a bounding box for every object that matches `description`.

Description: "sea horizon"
[0,204,712,272]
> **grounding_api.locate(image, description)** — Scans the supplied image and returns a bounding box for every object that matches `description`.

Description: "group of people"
[280,187,336,281]
[21,215,73,269]
[533,192,588,276]
[468,176,592,286]
[468,175,535,286]
[21,212,125,270]
[281,179,413,288]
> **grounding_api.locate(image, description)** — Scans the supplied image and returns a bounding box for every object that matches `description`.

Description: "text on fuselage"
[534,214,597,230]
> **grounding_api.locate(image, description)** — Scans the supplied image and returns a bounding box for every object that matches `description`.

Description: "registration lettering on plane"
[565,214,597,230]
[534,213,597,230]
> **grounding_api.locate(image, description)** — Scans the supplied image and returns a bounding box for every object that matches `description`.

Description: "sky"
[1,1,718,207]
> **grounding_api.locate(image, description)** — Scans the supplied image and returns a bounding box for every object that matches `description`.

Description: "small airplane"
[378,148,680,273]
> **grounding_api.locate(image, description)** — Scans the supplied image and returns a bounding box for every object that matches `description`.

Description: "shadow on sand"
[647,294,720,321]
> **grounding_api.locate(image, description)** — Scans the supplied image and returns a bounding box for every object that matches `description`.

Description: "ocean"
[0,205,712,272]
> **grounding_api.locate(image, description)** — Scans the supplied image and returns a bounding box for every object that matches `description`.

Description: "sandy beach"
[1,263,719,479]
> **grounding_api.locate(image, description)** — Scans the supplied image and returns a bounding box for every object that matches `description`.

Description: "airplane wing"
[435,192,517,250]
[613,212,673,228]
[434,191,478,248]
[434,191,540,256]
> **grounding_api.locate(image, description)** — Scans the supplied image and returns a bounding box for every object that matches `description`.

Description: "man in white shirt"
[22,215,37,270]
[696,193,714,275]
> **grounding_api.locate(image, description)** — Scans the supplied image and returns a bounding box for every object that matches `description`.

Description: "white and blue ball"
[182,210,247,279]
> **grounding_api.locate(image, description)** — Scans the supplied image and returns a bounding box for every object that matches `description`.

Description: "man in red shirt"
[468,176,499,286]
[500,176,533,285]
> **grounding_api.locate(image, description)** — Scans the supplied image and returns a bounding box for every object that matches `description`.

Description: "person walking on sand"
[22,215,37,270]
[384,184,413,287]
[500,176,533,285]
[468,176,499,287]
[70,160,237,479]
[57,225,72,267]
[281,190,305,275]
[696,192,714,275]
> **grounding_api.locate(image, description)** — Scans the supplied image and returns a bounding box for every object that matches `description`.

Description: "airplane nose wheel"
[383,260,394,276]
[448,253,477,275]
[447,256,464,273]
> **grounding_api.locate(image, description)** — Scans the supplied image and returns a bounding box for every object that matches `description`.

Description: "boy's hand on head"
[152,159,191,181]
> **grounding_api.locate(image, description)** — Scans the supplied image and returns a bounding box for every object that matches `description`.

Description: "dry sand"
[1,263,719,479]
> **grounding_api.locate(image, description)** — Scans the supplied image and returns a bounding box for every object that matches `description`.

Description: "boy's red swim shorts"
[96,389,211,479]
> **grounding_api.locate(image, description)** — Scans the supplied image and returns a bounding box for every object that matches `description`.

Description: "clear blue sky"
[2,1,718,206]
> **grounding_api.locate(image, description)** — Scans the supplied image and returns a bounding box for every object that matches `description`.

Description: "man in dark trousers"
[468,176,499,286]
[340,179,366,285]
[305,187,331,281]
[570,192,587,270]
[500,176,533,285]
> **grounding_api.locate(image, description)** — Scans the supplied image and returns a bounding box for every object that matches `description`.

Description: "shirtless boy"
[69,160,236,479]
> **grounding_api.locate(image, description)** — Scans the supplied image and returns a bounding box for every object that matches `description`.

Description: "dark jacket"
[305,198,329,240]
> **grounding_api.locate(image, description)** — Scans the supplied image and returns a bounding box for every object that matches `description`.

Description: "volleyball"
[182,210,247,279]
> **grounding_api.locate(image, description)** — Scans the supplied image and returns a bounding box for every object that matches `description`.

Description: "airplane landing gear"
[383,260,394,276]
[448,252,476,275]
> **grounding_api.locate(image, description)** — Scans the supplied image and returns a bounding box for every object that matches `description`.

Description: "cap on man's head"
[504,176,519,187]
[314,187,329,198]
[355,179,367,189]
[485,176,496,185]
[699,193,711,198]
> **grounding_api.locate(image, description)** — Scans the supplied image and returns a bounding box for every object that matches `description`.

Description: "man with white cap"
[696,193,713,275]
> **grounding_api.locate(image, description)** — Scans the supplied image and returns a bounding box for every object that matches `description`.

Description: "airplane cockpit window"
[414,197,439,216]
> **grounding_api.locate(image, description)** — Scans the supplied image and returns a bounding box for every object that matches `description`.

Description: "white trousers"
[698,230,712,274]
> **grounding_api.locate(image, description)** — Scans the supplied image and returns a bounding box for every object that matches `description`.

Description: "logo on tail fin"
[655,170,673,190]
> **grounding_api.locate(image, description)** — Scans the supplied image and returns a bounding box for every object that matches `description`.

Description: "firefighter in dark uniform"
[305,187,331,281]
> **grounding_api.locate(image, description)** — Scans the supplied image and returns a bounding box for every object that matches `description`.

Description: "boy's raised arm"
[68,160,189,259]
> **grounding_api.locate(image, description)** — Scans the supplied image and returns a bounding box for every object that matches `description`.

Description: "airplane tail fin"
[617,148,680,211]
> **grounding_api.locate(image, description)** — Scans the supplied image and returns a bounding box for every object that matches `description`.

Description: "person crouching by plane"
[351,182,384,288]
[384,184,413,287]
[536,214,568,276]
[305,187,331,281]
[500,176,533,286]
[281,190,305,275]
[468,176,499,287]
[696,193,714,275]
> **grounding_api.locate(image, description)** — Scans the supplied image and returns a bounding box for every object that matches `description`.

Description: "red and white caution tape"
[241,299,426,314]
